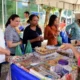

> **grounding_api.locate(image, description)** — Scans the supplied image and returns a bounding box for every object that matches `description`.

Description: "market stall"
[10,46,78,80]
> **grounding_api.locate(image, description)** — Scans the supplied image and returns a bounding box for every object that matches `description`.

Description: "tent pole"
[2,0,5,30]
[66,10,68,25]
[16,1,18,14]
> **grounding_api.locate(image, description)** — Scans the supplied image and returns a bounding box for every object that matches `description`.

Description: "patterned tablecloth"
[9,51,78,80]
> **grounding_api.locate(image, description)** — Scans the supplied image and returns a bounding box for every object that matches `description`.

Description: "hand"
[35,37,41,41]
[6,56,10,62]
[40,36,44,41]
[54,35,57,38]
[66,32,72,38]
[6,50,10,56]
[76,40,80,46]
[69,34,72,38]
[60,43,73,50]
[18,41,22,45]
[0,47,10,56]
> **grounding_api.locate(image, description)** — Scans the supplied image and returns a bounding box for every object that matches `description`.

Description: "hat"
[75,13,80,19]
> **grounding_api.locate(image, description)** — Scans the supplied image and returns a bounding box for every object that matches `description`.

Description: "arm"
[70,46,80,60]
[66,25,71,33]
[5,30,21,48]
[0,47,10,55]
[66,25,72,38]
[44,27,54,39]
[6,41,21,48]
[60,44,80,60]
[76,40,80,46]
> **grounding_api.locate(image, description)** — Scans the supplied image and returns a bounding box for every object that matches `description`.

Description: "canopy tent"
[35,0,80,11]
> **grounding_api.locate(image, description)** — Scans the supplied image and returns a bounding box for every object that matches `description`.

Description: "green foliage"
[4,0,16,23]
[18,0,38,18]
[41,5,58,13]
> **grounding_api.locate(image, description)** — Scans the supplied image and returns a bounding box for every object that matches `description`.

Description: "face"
[30,16,39,26]
[62,20,65,23]
[24,13,29,18]
[10,17,20,27]
[53,18,59,27]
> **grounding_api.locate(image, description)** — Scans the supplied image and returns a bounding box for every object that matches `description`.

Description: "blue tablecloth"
[11,64,40,80]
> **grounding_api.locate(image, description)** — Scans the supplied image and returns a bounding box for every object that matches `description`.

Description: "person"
[59,19,68,43]
[23,14,43,48]
[24,11,30,23]
[44,14,59,45]
[60,43,80,67]
[5,14,22,56]
[59,19,66,31]
[0,28,10,63]
[0,28,10,76]
[66,14,80,41]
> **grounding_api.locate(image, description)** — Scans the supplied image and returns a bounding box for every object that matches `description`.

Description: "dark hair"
[48,14,57,27]
[27,20,30,23]
[62,19,66,23]
[24,11,30,15]
[5,14,19,27]
[28,14,39,22]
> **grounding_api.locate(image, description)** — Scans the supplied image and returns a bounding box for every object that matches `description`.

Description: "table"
[10,47,78,80]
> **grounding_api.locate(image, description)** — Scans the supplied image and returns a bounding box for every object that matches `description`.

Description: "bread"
[35,47,56,55]
[60,45,65,48]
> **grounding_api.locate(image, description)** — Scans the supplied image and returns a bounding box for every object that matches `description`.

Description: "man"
[23,11,30,28]
[66,13,80,41]
[0,28,10,76]
[24,11,30,22]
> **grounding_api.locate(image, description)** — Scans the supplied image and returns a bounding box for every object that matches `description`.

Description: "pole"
[5,0,7,23]
[16,1,18,14]
[2,0,4,29]
[66,10,68,26]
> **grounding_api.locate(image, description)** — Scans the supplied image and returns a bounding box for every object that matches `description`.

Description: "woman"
[44,14,59,45]
[5,14,22,55]
[23,14,43,48]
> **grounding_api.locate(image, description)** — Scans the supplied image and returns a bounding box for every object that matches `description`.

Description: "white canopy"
[35,0,80,11]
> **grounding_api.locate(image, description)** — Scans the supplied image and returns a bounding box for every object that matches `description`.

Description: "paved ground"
[0,64,9,80]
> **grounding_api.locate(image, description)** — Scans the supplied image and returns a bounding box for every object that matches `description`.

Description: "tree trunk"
[44,10,50,27]
[59,9,62,22]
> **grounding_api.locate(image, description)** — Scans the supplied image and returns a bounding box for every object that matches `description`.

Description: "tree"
[41,5,57,27]
[5,0,16,23]
[59,8,62,22]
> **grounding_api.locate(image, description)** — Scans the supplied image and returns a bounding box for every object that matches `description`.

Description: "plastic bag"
[25,40,32,54]
[15,45,22,56]
[57,35,62,46]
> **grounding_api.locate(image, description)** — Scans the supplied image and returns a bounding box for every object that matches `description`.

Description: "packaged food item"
[47,59,57,66]
[58,59,69,65]
[29,69,51,80]
[35,46,57,55]
[50,65,69,78]
[46,56,62,66]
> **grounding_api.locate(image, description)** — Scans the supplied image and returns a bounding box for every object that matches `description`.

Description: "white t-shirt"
[0,29,5,63]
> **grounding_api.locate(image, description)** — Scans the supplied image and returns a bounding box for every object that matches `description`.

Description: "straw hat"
[75,13,80,19]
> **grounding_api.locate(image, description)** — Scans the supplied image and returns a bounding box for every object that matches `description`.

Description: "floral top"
[66,22,80,40]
